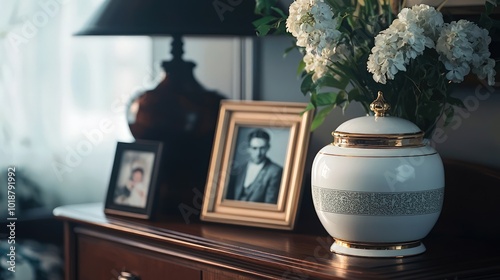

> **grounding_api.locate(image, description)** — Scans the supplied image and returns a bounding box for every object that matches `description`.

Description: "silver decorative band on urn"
[312,186,444,216]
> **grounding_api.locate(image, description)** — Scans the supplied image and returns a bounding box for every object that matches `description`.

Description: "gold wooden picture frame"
[201,101,313,230]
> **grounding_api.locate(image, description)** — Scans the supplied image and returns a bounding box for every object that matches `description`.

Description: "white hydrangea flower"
[304,53,329,81]
[436,19,496,85]
[286,0,343,80]
[367,10,434,84]
[398,4,444,40]
[474,58,497,85]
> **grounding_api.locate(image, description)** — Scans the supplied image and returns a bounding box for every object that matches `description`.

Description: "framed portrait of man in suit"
[201,101,313,230]
[224,127,288,205]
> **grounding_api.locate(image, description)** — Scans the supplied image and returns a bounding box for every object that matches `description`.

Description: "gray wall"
[256,36,500,169]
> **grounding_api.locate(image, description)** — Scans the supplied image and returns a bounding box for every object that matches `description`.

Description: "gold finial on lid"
[370,91,390,117]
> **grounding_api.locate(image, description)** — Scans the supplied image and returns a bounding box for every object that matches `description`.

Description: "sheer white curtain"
[0,0,154,208]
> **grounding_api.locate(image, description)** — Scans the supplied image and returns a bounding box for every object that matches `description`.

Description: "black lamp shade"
[76,0,260,36]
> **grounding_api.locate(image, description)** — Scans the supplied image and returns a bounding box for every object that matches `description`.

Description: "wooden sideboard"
[54,159,500,279]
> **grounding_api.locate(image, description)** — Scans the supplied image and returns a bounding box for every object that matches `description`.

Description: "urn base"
[331,239,426,258]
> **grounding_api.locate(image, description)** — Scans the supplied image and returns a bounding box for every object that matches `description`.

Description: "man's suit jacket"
[226,158,283,204]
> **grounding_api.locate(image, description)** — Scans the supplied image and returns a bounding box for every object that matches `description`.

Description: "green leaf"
[443,106,455,127]
[255,25,272,36]
[418,100,441,123]
[301,102,316,115]
[252,16,277,28]
[271,6,287,18]
[252,15,281,36]
[337,90,348,103]
[485,0,499,15]
[337,90,349,113]
[309,92,318,107]
[301,73,314,95]
[311,104,335,131]
[479,13,500,31]
[322,75,349,89]
[272,19,288,35]
[284,44,299,58]
[447,96,465,108]
[422,88,435,99]
[315,92,338,106]
[296,59,306,76]
[347,88,362,102]
[255,0,277,15]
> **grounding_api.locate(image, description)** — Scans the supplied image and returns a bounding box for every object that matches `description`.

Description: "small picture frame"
[105,140,163,219]
[201,101,313,230]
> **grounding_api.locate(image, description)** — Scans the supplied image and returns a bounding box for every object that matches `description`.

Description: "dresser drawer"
[77,234,201,280]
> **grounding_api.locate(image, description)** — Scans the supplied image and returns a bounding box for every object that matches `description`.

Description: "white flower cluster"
[399,4,444,41]
[436,20,496,85]
[367,4,496,86]
[286,0,344,81]
[367,4,443,84]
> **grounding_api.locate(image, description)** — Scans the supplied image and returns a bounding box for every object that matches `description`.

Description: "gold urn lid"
[333,92,424,148]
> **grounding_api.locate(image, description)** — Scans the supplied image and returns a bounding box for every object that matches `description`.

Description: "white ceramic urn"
[311,92,444,257]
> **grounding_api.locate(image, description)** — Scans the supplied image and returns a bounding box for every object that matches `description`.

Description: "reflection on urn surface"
[128,58,224,215]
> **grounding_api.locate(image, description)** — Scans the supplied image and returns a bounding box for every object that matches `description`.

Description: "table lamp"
[76,0,262,216]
